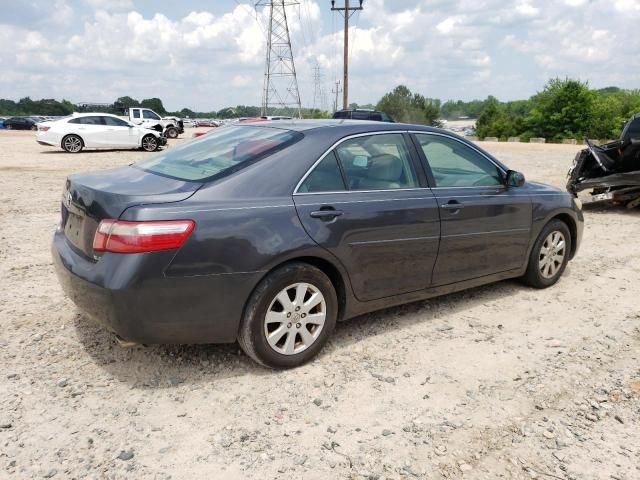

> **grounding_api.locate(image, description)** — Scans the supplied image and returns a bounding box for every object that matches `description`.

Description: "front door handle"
[310,209,343,220]
[441,200,464,211]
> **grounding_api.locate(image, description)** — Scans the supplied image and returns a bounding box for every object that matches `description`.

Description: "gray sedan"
[52,120,583,368]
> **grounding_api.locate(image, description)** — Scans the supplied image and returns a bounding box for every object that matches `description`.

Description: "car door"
[293,132,441,302]
[102,116,136,147]
[75,116,107,147]
[411,132,532,286]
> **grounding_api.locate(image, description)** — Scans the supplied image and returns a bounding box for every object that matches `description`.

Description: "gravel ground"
[1,130,639,479]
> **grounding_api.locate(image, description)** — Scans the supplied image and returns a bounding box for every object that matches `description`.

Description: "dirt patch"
[1,131,639,479]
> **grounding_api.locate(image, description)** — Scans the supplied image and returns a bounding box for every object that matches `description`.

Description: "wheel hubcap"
[539,231,566,279]
[264,282,326,355]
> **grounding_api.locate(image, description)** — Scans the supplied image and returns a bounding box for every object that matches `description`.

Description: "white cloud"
[436,16,461,34]
[1,0,639,110]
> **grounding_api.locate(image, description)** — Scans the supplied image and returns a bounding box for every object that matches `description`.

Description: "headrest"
[368,154,402,181]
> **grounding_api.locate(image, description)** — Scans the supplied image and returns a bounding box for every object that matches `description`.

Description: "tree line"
[0,96,329,120]
[3,78,639,141]
[441,80,640,141]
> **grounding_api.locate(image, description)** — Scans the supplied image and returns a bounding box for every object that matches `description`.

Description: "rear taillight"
[38,126,50,132]
[92,219,195,254]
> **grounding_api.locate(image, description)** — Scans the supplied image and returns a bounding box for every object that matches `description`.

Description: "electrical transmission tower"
[256,0,303,118]
[312,63,327,112]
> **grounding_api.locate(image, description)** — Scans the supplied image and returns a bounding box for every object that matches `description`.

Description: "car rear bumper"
[52,229,262,344]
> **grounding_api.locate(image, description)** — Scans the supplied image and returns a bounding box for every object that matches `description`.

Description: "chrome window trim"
[293,130,425,195]
[294,187,430,196]
[408,130,508,180]
[293,129,511,195]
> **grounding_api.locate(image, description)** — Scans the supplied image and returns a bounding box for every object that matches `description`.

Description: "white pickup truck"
[120,108,184,138]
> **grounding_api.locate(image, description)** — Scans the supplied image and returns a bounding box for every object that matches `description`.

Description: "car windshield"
[134,126,303,181]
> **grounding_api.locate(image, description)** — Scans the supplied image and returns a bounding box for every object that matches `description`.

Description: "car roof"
[71,112,122,118]
[239,118,441,134]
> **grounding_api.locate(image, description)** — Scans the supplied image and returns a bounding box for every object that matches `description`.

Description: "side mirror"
[506,170,525,187]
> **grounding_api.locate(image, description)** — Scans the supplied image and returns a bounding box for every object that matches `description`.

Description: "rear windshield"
[134,126,303,181]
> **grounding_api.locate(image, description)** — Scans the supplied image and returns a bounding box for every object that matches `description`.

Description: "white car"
[36,113,167,153]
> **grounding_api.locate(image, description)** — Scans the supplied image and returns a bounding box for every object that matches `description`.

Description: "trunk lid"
[61,166,201,258]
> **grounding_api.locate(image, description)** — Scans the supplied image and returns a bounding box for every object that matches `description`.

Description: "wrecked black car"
[567,113,640,208]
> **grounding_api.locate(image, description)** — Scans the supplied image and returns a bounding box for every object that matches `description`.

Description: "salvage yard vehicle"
[37,113,167,153]
[567,113,640,208]
[121,108,184,139]
[332,108,395,122]
[52,120,583,368]
[4,116,38,130]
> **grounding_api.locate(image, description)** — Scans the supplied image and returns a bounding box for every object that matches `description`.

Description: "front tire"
[521,219,572,288]
[62,134,83,153]
[141,135,159,152]
[238,263,338,369]
[165,126,178,139]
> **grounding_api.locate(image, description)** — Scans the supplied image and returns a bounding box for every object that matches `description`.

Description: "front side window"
[142,110,160,120]
[103,116,130,127]
[298,153,345,193]
[334,134,419,190]
[415,134,503,187]
[135,126,303,181]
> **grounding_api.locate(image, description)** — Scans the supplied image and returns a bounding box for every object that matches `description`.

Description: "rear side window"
[335,134,419,190]
[68,116,103,125]
[135,126,303,181]
[332,111,349,119]
[132,110,140,119]
[298,153,345,193]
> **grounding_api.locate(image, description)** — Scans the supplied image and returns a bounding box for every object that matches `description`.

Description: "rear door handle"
[440,200,464,211]
[310,209,343,220]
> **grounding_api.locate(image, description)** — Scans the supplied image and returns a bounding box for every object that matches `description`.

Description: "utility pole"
[331,0,363,110]
[331,80,342,113]
[256,0,303,118]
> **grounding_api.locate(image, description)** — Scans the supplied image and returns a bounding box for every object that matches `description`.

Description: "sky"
[1,0,639,112]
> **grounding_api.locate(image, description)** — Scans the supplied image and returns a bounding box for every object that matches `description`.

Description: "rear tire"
[238,263,338,369]
[521,219,572,288]
[141,134,159,152]
[165,126,178,139]
[62,134,83,153]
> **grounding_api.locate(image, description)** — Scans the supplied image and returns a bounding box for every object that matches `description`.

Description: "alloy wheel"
[263,282,326,355]
[538,231,566,279]
[142,136,157,151]
[63,136,82,153]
